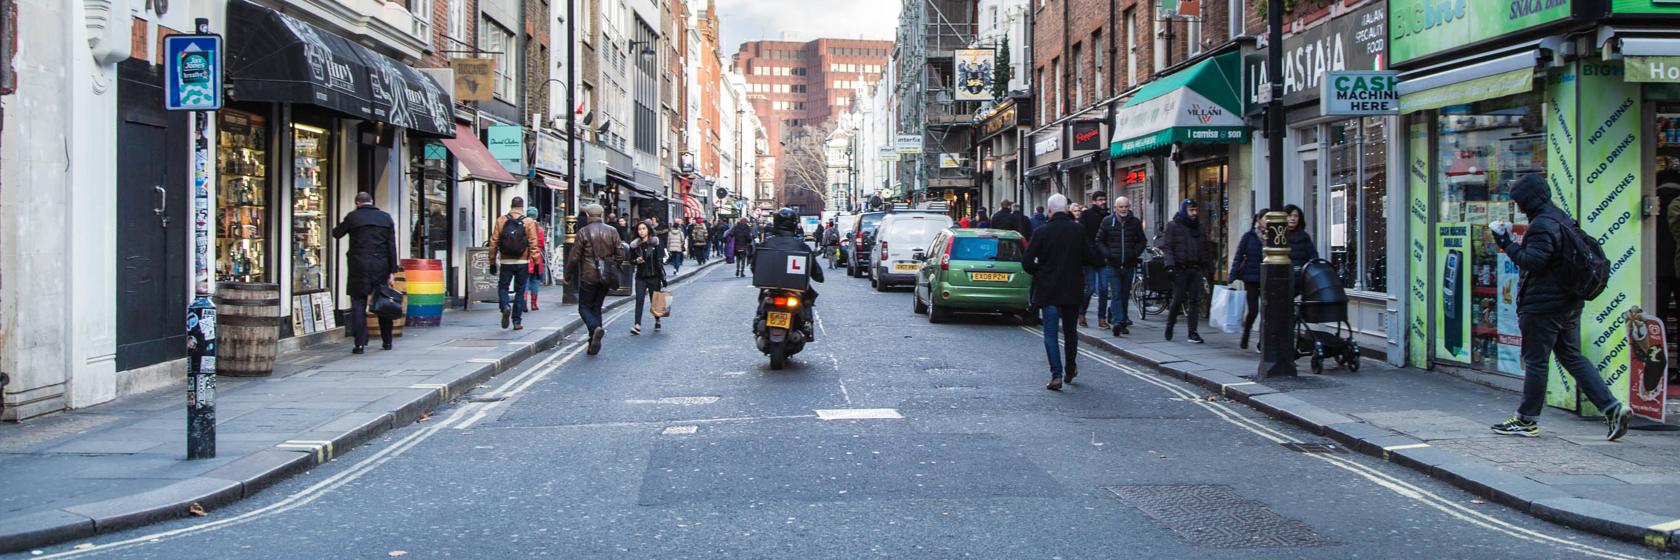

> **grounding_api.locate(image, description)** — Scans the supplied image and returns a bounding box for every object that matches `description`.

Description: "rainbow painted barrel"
[402,258,445,327]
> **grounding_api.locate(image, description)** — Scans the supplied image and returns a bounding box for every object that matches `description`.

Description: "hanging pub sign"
[1321,71,1399,115]
[164,34,223,111]
[451,58,496,102]
[954,49,996,101]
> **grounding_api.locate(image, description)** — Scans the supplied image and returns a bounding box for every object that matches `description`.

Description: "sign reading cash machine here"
[1321,71,1398,115]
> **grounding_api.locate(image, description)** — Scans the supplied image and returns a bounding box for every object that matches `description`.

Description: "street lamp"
[627,40,657,63]
[1259,0,1297,378]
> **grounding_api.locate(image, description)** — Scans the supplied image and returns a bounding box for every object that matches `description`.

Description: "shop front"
[976,95,1032,213]
[224,0,454,341]
[1394,0,1680,419]
[1025,124,1065,212]
[1060,117,1110,204]
[1111,50,1249,284]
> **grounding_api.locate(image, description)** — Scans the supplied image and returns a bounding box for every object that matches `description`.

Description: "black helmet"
[772,208,800,234]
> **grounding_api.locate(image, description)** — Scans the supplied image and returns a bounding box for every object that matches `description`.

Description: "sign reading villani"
[164,34,224,111]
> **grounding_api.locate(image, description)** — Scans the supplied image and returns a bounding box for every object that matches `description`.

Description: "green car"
[911,228,1032,323]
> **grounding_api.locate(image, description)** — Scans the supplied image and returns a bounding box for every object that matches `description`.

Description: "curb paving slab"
[1069,320,1680,553]
[0,259,722,553]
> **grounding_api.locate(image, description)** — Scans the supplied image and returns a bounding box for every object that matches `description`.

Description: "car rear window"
[952,237,1024,262]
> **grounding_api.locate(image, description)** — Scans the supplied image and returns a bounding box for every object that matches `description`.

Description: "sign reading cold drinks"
[1321,71,1399,115]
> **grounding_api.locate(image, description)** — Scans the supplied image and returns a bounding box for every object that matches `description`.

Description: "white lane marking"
[815,309,827,337]
[824,353,853,406]
[624,396,720,405]
[1023,326,1648,560]
[1383,443,1432,451]
[452,307,632,430]
[814,408,902,420]
[33,299,652,558]
[662,425,699,435]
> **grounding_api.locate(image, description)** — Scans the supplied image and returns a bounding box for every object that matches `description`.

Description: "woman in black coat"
[629,222,667,334]
[1230,210,1268,350]
[331,193,399,354]
[1283,204,1319,266]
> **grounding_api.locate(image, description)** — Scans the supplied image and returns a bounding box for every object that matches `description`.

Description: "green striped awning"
[1110,52,1248,158]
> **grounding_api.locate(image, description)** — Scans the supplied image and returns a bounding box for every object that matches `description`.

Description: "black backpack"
[1551,216,1610,301]
[498,216,529,258]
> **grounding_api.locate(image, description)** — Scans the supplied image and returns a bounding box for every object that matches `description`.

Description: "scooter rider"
[761,208,824,340]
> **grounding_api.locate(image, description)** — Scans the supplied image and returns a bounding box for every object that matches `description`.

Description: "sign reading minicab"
[1389,0,1572,64]
[1321,71,1399,115]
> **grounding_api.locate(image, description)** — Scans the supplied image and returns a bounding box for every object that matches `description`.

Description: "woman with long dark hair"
[1282,204,1319,266]
[1230,209,1268,350]
[629,222,667,335]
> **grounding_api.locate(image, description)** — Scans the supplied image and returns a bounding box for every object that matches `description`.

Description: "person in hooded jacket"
[1489,174,1630,441]
[332,192,399,354]
[1160,199,1210,343]
[1230,210,1268,350]
[1024,194,1099,391]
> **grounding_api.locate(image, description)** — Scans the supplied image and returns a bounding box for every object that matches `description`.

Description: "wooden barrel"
[368,271,406,338]
[214,282,281,377]
[401,258,444,327]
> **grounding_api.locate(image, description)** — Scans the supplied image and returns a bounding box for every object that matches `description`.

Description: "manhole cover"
[1106,485,1336,549]
[1280,442,1348,454]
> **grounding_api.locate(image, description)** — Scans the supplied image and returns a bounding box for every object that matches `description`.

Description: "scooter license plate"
[766,312,792,329]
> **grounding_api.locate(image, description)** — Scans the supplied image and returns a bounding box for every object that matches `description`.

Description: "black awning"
[609,174,663,200]
[227,0,453,137]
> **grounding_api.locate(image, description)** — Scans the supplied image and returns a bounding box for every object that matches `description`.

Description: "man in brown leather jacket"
[565,203,624,355]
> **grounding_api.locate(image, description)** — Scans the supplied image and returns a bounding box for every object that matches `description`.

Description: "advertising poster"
[1389,0,1572,65]
[1576,61,1643,418]
[1543,62,1580,411]
[1625,308,1669,421]
[953,49,996,101]
[1435,223,1470,362]
[1406,121,1430,368]
[1495,250,1522,375]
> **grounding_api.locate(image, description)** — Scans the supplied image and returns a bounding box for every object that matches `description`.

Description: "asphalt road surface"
[14,262,1663,559]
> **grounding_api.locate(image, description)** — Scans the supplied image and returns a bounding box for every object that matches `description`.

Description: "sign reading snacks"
[1389,0,1572,64]
[164,34,223,111]
[1321,71,1398,115]
[1111,52,1246,158]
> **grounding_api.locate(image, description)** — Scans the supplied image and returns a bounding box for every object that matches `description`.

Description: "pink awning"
[441,124,518,185]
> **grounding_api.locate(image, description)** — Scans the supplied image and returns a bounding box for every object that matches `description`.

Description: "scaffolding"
[893,0,979,200]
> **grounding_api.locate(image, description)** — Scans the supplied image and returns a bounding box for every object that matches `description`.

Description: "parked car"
[870,212,954,291]
[847,211,890,278]
[912,228,1032,323]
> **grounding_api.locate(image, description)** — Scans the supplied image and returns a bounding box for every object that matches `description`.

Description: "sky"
[714,0,900,59]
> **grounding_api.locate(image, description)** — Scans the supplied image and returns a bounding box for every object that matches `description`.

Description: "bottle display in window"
[292,123,330,295]
[217,109,269,283]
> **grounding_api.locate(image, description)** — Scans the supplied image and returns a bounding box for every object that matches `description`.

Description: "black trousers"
[349,295,393,349]
[1241,280,1263,339]
[1167,267,1204,335]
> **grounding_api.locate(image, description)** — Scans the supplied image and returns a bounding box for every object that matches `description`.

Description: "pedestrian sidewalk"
[0,259,721,553]
[1066,312,1680,551]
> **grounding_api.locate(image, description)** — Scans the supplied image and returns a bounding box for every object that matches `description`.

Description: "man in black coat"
[331,192,399,354]
[1023,194,1099,391]
[1160,199,1209,343]
[989,200,1033,241]
[1077,191,1112,328]
[1097,196,1147,336]
[1489,174,1630,440]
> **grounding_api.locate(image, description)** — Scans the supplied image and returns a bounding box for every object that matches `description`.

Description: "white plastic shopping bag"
[1222,286,1246,334]
[1209,285,1234,333]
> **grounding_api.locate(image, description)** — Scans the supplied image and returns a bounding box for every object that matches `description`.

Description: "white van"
[870,212,954,291]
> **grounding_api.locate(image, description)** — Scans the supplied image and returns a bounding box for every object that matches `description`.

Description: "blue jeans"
[497,264,530,325]
[1040,303,1080,377]
[668,251,684,274]
[578,282,607,331]
[1518,311,1622,421]
[1081,266,1111,321]
[1107,265,1135,326]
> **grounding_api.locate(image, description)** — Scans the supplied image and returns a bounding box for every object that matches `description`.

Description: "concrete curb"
[0,260,721,554]
[1072,329,1680,553]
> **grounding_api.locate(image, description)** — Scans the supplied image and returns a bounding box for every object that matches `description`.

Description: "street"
[7,263,1660,560]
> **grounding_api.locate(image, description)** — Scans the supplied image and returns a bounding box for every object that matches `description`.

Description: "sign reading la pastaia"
[1246,3,1386,109]
[1389,0,1572,65]
[164,34,223,111]
[1321,71,1399,115]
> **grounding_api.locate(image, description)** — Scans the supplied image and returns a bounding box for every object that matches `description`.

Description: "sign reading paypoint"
[1389,0,1572,65]
[1321,71,1398,115]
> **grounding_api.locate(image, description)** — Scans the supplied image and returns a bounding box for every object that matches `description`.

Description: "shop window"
[217,108,270,283]
[1183,161,1230,283]
[410,143,452,263]
[1326,117,1389,292]
[1435,93,1544,373]
[291,122,332,297]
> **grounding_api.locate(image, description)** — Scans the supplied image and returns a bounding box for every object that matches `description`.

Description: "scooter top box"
[752,247,812,290]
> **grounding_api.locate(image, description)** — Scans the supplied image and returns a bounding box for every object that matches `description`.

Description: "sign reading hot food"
[954,49,996,102]
[1069,121,1105,153]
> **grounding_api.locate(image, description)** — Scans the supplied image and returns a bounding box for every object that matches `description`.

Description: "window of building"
[1051,57,1062,117]
[480,18,517,100]
[1154,11,1167,70]
[1326,117,1389,294]
[409,0,432,40]
[794,67,806,76]
[1228,0,1245,39]
[1037,67,1046,118]
[1072,44,1084,108]
[1092,31,1104,99]
[1125,8,1137,86]
[447,0,467,51]
[1186,16,1202,57]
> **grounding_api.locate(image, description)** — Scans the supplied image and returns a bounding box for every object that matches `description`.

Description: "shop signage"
[1157,0,1199,18]
[879,146,901,162]
[979,99,1019,140]
[423,142,447,160]
[1623,56,1680,83]
[535,133,565,173]
[163,34,222,111]
[1542,64,1581,409]
[1245,4,1385,108]
[487,125,524,174]
[1434,223,1471,363]
[451,58,496,102]
[938,153,962,168]
[1611,0,1680,14]
[1625,308,1669,421]
[1576,60,1643,417]
[954,49,996,101]
[895,134,923,154]
[1405,122,1429,368]
[1069,121,1105,153]
[1033,128,1061,158]
[1321,71,1399,115]
[1389,0,1571,65]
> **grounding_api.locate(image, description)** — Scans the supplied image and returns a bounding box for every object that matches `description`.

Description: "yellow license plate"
[894,263,919,271]
[766,312,792,329]
[970,272,1010,282]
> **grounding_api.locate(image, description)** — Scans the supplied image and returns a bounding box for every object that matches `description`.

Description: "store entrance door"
[114,60,188,371]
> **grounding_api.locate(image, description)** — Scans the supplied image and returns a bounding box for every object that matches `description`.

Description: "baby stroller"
[1132,247,1172,319]
[1295,259,1360,374]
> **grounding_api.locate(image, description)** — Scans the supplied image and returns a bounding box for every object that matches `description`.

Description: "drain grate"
[1106,485,1336,549]
[1280,442,1349,454]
